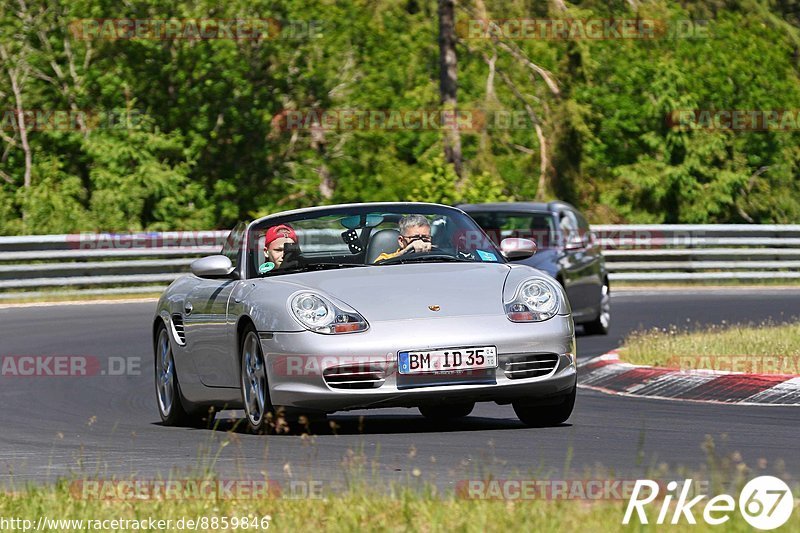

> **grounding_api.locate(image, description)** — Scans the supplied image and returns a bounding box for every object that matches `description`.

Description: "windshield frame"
[241,202,505,279]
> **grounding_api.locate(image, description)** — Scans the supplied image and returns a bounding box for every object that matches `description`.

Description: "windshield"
[244,204,504,278]
[466,211,557,249]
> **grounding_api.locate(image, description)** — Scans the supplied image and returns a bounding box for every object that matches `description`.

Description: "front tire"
[240,326,275,434]
[155,322,215,428]
[513,387,576,427]
[583,280,610,335]
[419,402,474,420]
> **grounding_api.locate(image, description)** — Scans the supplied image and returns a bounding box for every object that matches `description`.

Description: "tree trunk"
[0,45,32,190]
[438,0,463,179]
[493,66,551,201]
[310,121,334,201]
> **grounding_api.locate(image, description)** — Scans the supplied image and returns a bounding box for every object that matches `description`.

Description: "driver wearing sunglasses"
[373,214,432,262]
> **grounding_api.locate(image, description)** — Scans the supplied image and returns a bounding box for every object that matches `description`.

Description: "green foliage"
[409,157,459,205]
[14,156,90,235]
[82,115,213,231]
[1,0,799,234]
[574,3,800,222]
[460,171,510,204]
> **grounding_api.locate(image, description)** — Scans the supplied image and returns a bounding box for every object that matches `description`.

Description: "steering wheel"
[374,244,453,265]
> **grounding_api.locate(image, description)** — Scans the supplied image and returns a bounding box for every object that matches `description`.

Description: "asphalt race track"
[1,289,799,490]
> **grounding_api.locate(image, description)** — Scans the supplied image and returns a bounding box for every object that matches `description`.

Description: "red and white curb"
[578,351,800,406]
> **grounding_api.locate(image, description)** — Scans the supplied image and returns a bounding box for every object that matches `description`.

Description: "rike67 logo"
[623,476,794,530]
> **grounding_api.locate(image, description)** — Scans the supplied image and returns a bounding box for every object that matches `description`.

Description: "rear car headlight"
[505,279,560,322]
[290,292,368,334]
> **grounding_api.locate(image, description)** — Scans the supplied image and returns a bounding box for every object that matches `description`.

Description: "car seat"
[366,229,401,263]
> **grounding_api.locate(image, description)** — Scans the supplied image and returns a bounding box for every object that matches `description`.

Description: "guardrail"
[0,225,798,299]
[592,224,800,282]
[0,231,227,300]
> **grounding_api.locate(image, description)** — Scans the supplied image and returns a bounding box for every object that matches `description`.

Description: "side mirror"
[500,238,537,260]
[565,232,584,250]
[191,255,235,278]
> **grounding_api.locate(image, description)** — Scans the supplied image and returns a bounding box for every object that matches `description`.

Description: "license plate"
[398,346,498,375]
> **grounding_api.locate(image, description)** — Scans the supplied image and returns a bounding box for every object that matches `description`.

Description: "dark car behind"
[458,201,611,335]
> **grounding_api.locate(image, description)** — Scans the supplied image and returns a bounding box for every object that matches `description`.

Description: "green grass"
[2,477,797,532]
[620,321,800,374]
[0,485,619,532]
[0,292,161,306]
[2,431,797,532]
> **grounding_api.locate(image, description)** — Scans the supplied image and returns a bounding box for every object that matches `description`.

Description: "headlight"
[290,292,368,334]
[505,279,560,322]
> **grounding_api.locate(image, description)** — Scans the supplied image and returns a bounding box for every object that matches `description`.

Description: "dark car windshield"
[244,204,504,278]
[466,211,558,249]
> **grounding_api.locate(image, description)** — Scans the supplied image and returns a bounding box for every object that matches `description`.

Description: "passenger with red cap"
[260,224,298,273]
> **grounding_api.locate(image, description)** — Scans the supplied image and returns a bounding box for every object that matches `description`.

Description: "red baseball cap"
[264,224,297,247]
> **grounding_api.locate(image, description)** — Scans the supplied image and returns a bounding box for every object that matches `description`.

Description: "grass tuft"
[620,320,800,374]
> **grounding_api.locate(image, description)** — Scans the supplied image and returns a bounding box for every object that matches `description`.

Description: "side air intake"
[171,314,186,345]
[323,364,386,390]
[504,353,559,380]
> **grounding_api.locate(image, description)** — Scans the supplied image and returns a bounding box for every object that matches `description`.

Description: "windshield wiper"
[384,254,476,265]
[266,262,369,275]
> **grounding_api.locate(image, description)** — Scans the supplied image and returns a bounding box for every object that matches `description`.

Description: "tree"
[438,0,463,180]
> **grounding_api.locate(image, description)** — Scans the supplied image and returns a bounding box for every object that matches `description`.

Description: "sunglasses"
[401,234,432,243]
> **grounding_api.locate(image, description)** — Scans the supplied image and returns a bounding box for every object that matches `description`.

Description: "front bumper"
[261,314,576,412]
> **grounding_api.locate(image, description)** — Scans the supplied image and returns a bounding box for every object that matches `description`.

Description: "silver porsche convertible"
[153,202,577,432]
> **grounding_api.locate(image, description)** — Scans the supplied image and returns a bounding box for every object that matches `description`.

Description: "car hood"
[271,262,513,321]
